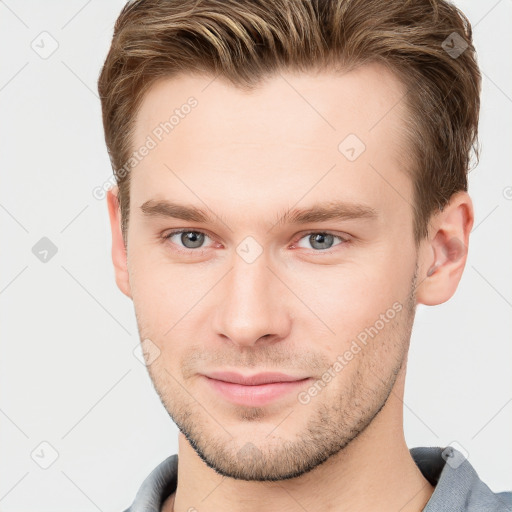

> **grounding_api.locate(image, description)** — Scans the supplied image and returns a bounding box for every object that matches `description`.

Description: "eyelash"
[162,229,350,254]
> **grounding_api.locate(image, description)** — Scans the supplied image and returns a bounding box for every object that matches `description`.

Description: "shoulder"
[411,446,512,512]
[123,454,179,512]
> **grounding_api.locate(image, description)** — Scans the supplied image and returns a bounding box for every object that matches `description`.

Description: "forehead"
[134,62,409,150]
[129,63,413,230]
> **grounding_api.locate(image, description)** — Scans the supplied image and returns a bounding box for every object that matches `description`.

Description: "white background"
[0,1,511,510]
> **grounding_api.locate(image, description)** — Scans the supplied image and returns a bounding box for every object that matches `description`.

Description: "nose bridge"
[212,249,291,346]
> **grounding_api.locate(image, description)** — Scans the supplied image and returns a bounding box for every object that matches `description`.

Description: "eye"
[295,232,349,251]
[162,229,350,254]
[164,229,212,250]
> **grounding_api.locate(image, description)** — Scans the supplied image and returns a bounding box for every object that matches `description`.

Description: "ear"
[415,191,474,306]
[106,186,132,299]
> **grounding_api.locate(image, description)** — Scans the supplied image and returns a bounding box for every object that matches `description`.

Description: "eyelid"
[290,230,351,251]
[162,228,216,252]
[163,228,351,253]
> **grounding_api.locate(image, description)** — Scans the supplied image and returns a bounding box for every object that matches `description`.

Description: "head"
[99,0,479,481]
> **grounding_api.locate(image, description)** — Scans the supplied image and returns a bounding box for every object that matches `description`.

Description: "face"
[120,63,421,480]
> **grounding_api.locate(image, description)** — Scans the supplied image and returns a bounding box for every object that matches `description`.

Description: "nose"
[212,252,292,348]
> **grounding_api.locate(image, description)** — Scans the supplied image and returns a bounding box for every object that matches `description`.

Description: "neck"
[163,364,434,512]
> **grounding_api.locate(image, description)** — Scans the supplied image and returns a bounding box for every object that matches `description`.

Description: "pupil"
[182,232,204,248]
[311,233,333,250]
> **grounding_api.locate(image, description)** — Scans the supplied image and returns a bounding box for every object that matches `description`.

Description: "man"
[98,0,512,510]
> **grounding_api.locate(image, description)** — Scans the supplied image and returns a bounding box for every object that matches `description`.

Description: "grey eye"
[166,230,209,249]
[180,231,205,248]
[309,233,335,250]
[296,232,345,251]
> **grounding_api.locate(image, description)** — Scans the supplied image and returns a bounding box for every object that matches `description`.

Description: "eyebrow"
[139,199,378,226]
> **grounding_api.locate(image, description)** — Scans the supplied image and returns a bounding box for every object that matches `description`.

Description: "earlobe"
[106,186,132,299]
[415,191,474,306]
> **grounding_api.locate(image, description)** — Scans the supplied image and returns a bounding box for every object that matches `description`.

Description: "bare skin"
[107,62,473,512]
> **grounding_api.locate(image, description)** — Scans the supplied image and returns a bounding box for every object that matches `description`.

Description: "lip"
[202,372,312,407]
[204,371,308,385]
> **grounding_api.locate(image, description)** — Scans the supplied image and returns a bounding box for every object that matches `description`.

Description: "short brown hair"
[98,0,481,246]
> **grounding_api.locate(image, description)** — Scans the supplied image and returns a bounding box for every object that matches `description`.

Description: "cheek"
[129,239,192,299]
[128,253,182,339]
[289,263,400,329]
[128,252,222,370]
[286,255,414,366]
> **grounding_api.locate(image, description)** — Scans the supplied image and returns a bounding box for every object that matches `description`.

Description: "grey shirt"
[124,446,512,511]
